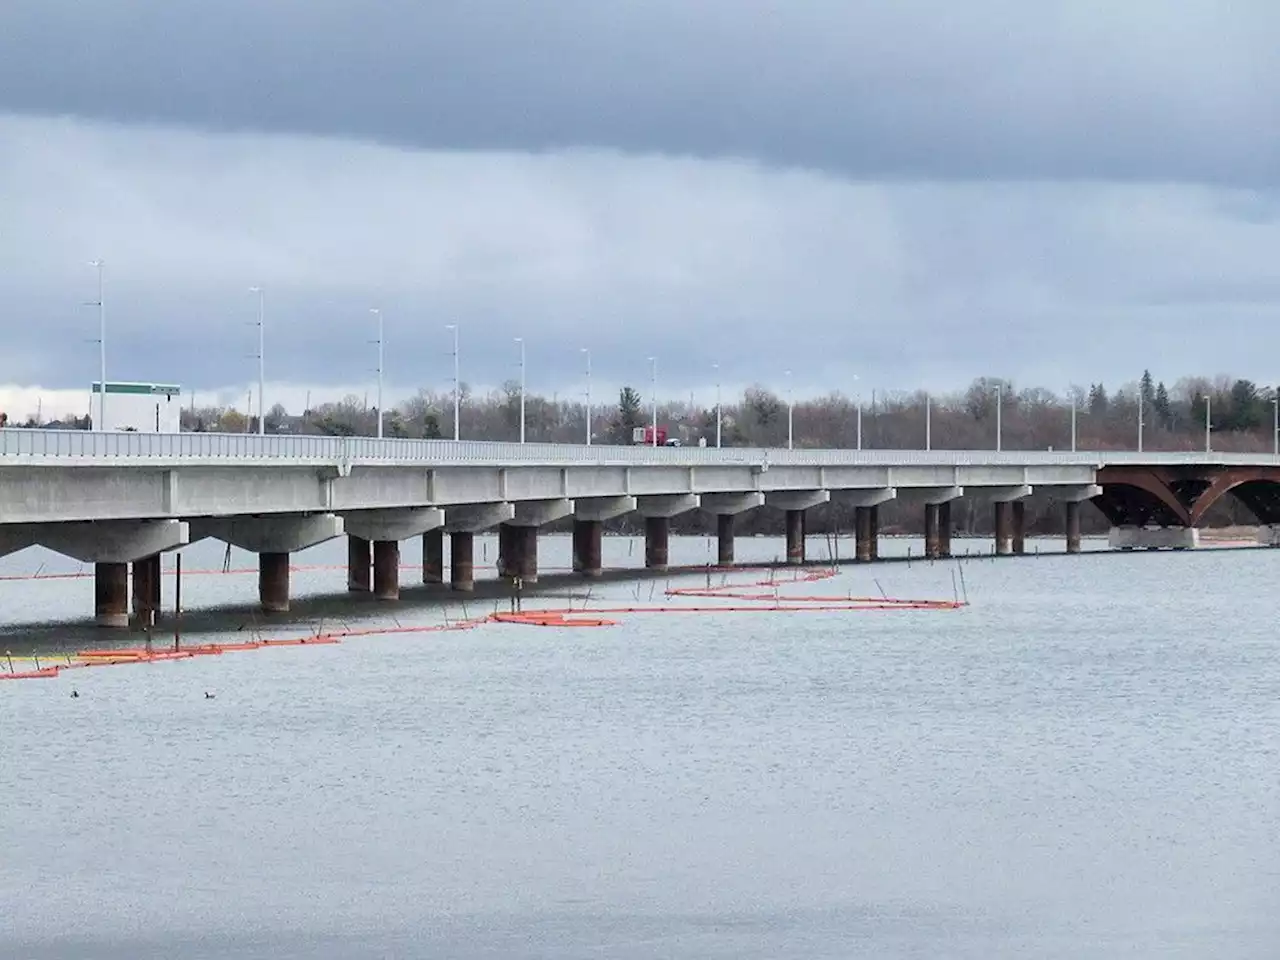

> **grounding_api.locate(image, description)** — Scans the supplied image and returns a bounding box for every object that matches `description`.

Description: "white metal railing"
[2,428,1280,468]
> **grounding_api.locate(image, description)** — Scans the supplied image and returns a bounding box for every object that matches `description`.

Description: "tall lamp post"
[1070,388,1078,452]
[90,260,106,429]
[785,369,794,450]
[446,323,460,441]
[995,382,1003,452]
[581,347,591,445]
[370,308,384,439]
[713,361,722,448]
[925,392,932,451]
[514,337,526,443]
[1204,394,1212,453]
[248,286,265,435]
[648,356,658,447]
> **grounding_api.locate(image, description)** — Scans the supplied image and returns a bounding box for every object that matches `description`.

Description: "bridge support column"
[573,519,603,578]
[450,532,475,592]
[784,510,806,565]
[348,536,371,593]
[1065,501,1082,554]
[717,514,736,566]
[645,516,670,570]
[939,501,953,557]
[131,554,162,626]
[373,540,400,600]
[95,562,129,629]
[994,501,1013,555]
[1011,500,1026,555]
[924,504,941,559]
[422,528,444,584]
[498,523,518,579]
[518,526,538,582]
[259,552,290,613]
[854,506,880,561]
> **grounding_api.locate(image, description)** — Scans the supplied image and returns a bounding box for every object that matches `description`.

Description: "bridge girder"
[1094,465,1280,527]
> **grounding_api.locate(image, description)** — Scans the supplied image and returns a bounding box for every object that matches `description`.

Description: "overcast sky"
[1,1,1278,418]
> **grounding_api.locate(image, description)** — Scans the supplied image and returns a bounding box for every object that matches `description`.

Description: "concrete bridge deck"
[2,429,1278,626]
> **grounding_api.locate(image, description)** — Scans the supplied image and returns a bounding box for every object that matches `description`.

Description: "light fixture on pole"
[89,260,106,430]
[446,323,460,441]
[925,392,932,451]
[581,347,591,446]
[713,361,722,449]
[1204,394,1212,453]
[515,336,526,443]
[648,356,658,447]
[370,308,384,439]
[1273,395,1278,457]
[248,286,265,435]
[852,374,862,451]
[1070,389,1078,453]
[785,369,794,450]
[995,382,1003,452]
[1137,382,1144,453]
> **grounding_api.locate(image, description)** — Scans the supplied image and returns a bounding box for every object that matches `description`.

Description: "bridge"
[2,428,1278,627]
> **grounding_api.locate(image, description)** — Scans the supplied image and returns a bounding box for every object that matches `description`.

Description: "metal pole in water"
[173,553,182,651]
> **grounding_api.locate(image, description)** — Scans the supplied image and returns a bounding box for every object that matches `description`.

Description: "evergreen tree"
[1140,369,1155,408]
[1087,383,1109,416]
[1153,381,1172,427]
[612,386,644,442]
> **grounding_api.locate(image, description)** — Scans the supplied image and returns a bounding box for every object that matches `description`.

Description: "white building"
[90,382,182,433]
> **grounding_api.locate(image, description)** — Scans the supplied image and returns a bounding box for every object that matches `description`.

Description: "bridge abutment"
[1109,526,1198,551]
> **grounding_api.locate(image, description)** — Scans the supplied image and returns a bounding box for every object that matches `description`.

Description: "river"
[1,535,1277,958]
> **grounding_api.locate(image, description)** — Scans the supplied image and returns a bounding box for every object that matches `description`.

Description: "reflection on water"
[2,536,1277,959]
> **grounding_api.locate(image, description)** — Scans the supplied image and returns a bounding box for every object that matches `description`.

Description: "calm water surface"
[2,535,1277,959]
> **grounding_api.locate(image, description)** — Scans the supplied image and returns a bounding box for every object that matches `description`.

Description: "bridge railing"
[2,428,1278,467]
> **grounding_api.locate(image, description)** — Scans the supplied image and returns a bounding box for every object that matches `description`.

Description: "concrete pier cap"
[509,498,574,527]
[189,513,344,553]
[1053,484,1103,503]
[896,486,964,505]
[635,494,701,518]
[979,484,1033,502]
[444,502,514,533]
[831,488,897,508]
[38,519,189,563]
[342,507,444,543]
[574,496,637,523]
[765,490,830,512]
[700,492,764,515]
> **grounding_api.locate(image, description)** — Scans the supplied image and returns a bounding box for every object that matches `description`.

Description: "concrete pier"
[422,528,444,584]
[939,501,952,557]
[573,518,603,578]
[497,523,517,579]
[131,553,161,625]
[1065,501,1082,553]
[517,526,538,582]
[855,505,879,562]
[924,503,941,559]
[1109,526,1198,550]
[994,501,1013,555]
[1012,500,1026,555]
[348,536,371,593]
[785,509,806,565]
[717,513,735,566]
[95,562,129,629]
[259,551,290,613]
[372,540,400,600]
[645,516,670,570]
[450,531,475,592]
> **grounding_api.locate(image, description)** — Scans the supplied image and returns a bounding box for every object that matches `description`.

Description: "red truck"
[632,425,680,446]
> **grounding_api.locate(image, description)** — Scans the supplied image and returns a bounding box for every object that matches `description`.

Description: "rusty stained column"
[497,523,518,580]
[717,513,736,566]
[373,540,400,600]
[1011,500,1027,555]
[575,519,603,578]
[994,501,1013,555]
[450,532,475,592]
[95,562,129,629]
[784,509,806,565]
[855,506,874,562]
[923,503,941,559]
[422,528,444,585]
[131,553,162,625]
[869,505,880,560]
[645,516,670,570]
[938,501,953,557]
[1065,501,1082,554]
[347,536,371,593]
[259,551,290,613]
[517,526,539,582]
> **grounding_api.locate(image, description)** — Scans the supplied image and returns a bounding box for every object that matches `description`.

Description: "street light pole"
[515,337,526,443]
[925,392,931,451]
[996,382,1003,452]
[648,356,658,447]
[713,361,722,448]
[90,260,106,430]
[582,347,591,445]
[248,286,265,435]
[1273,396,1278,457]
[1204,395,1212,453]
[446,323,460,441]
[1070,392,1078,452]
[786,369,794,450]
[370,308,384,439]
[1137,385,1144,453]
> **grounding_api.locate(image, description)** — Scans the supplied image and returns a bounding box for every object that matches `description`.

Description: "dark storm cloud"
[1,0,1277,185]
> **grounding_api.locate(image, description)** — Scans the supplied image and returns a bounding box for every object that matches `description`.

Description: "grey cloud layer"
[2,116,1278,402]
[2,0,1277,184]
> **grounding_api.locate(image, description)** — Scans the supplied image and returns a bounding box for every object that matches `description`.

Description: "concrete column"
[939,501,953,557]
[924,503,941,559]
[785,509,806,565]
[1011,500,1027,555]
[450,532,475,592]
[131,553,161,625]
[869,506,880,560]
[373,540,400,600]
[259,551,290,613]
[855,506,874,562]
[422,528,444,584]
[497,523,517,579]
[1065,501,1082,554]
[717,513,735,566]
[574,519,603,578]
[348,536,371,593]
[517,526,539,582]
[94,562,129,629]
[645,516,670,570]
[994,501,1013,556]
